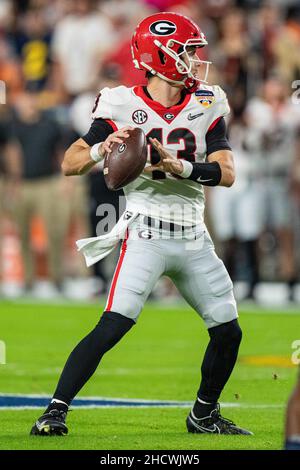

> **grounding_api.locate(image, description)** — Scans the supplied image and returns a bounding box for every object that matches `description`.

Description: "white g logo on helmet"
[149,21,177,36]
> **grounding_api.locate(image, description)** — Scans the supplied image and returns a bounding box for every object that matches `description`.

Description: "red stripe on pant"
[105,229,129,312]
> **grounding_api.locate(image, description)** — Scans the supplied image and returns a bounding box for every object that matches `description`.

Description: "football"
[103,127,147,191]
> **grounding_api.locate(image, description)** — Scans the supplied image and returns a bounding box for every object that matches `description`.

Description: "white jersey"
[245,97,300,179]
[92,84,230,226]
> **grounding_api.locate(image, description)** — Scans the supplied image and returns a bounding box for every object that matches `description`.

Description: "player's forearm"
[62,140,103,176]
[209,150,235,187]
[218,165,235,187]
[62,147,96,176]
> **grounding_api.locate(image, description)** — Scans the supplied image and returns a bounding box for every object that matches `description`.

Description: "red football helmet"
[131,12,211,92]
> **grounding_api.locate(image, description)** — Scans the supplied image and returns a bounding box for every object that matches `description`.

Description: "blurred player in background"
[245,78,300,301]
[30,12,252,437]
[210,121,261,300]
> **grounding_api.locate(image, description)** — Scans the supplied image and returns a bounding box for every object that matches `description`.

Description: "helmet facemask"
[152,37,211,87]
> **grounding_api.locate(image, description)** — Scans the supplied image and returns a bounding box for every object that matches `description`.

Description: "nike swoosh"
[197,176,213,183]
[188,416,220,434]
[187,113,204,120]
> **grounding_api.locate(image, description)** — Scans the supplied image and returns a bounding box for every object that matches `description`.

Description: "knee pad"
[208,319,242,349]
[209,299,238,325]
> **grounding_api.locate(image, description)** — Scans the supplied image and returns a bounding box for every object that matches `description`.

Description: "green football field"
[0,298,299,450]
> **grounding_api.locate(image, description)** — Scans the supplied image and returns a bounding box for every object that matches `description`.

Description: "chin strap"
[183,76,200,93]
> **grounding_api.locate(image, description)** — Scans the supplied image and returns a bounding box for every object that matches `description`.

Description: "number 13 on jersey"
[146,128,196,180]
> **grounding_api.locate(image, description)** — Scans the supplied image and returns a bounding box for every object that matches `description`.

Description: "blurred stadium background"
[0,0,300,451]
[0,0,300,303]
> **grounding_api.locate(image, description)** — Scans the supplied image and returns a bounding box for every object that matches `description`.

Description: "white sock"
[51,399,68,407]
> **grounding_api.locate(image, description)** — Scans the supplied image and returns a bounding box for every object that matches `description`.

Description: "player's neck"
[146,78,184,108]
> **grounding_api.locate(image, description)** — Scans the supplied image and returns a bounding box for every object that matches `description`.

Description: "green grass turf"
[0,299,299,450]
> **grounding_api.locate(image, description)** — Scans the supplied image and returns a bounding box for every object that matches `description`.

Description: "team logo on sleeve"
[132,109,148,124]
[149,21,177,36]
[195,90,215,108]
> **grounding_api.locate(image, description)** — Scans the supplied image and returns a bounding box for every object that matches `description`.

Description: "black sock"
[45,401,68,414]
[192,399,216,419]
[197,319,242,404]
[52,311,135,405]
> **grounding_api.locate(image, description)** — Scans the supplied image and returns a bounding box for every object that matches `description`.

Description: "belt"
[142,216,196,233]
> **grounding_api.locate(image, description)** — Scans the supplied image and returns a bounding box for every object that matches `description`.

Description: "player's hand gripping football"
[144,138,183,175]
[101,126,135,155]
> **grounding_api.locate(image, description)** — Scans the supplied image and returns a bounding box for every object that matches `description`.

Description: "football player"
[30,12,252,436]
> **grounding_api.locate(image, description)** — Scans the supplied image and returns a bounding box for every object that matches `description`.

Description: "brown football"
[103,127,147,191]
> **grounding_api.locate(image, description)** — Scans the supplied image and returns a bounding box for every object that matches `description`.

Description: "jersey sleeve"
[207,85,230,129]
[91,87,113,121]
[82,119,114,146]
[205,117,231,156]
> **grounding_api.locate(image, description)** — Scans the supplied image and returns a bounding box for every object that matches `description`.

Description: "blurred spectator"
[141,0,189,10]
[244,78,300,299]
[0,0,12,27]
[9,6,53,91]
[247,3,282,92]
[5,90,68,294]
[51,0,115,99]
[101,43,147,88]
[291,130,300,211]
[212,9,249,117]
[272,6,300,85]
[100,0,150,87]
[291,120,300,273]
[0,36,23,103]
[0,107,12,286]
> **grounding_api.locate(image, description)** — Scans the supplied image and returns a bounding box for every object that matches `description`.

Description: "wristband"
[90,142,104,162]
[188,161,222,186]
[179,160,193,178]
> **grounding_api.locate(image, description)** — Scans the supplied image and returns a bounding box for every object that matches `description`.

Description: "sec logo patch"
[132,109,148,124]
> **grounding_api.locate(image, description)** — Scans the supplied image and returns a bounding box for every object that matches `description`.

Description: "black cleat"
[30,408,68,436]
[186,403,253,435]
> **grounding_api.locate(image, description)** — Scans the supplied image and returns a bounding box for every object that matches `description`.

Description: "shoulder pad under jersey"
[92,86,132,120]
